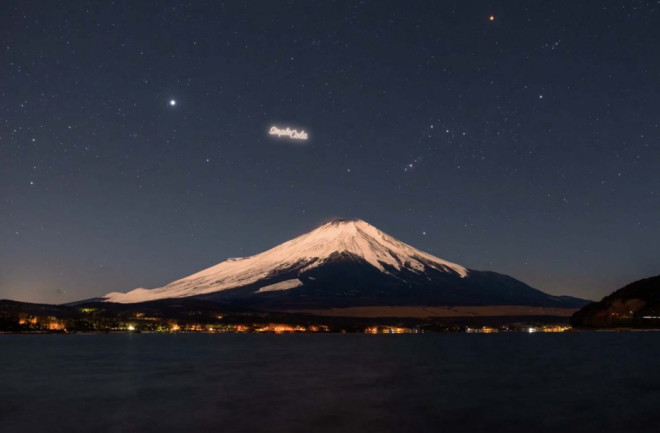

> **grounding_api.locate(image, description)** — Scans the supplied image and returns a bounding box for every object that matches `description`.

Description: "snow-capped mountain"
[102,219,586,308]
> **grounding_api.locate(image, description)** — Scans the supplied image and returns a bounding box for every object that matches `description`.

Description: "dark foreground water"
[1,333,659,433]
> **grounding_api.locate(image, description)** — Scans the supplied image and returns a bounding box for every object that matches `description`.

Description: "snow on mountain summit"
[102,219,468,303]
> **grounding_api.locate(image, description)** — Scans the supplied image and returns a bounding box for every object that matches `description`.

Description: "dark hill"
[570,275,660,328]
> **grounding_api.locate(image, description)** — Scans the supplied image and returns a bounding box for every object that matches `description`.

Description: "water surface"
[1,333,658,432]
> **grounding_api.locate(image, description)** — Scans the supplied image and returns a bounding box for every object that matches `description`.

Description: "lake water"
[1,333,658,433]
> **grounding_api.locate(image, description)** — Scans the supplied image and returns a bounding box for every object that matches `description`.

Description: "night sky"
[2,1,659,304]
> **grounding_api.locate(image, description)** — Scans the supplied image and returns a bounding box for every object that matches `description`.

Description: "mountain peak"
[321,218,365,227]
[103,218,469,303]
[100,218,588,309]
[317,218,374,236]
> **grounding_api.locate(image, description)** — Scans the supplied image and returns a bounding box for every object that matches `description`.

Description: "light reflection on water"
[1,333,658,433]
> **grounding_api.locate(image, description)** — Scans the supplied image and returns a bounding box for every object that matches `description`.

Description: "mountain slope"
[571,275,660,328]
[102,219,587,309]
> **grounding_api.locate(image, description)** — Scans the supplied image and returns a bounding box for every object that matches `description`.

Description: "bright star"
[169,99,176,106]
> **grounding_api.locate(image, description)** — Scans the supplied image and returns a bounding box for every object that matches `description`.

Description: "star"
[169,99,176,106]
[404,156,422,172]
[489,15,495,21]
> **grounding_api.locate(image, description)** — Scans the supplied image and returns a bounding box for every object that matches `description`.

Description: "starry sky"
[2,1,659,304]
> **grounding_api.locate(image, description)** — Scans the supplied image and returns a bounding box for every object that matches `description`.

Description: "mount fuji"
[101,219,587,309]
